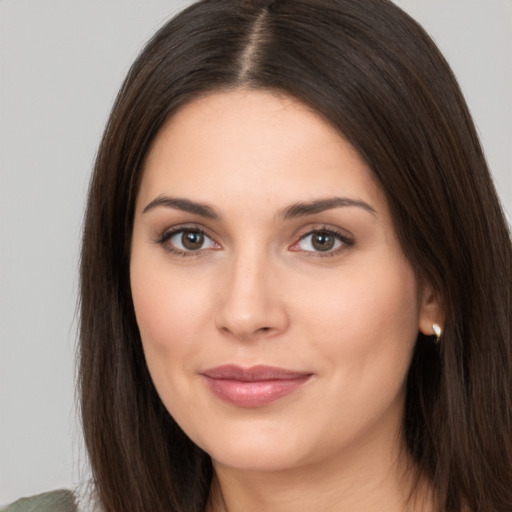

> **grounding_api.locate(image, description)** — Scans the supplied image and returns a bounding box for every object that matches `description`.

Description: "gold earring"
[432,323,442,343]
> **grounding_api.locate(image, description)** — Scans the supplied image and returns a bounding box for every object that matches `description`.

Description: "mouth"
[200,364,313,408]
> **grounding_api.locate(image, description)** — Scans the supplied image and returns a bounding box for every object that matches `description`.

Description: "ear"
[418,282,444,337]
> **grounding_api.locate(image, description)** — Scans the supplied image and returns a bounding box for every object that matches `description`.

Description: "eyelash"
[291,227,354,257]
[154,225,354,258]
[154,226,219,257]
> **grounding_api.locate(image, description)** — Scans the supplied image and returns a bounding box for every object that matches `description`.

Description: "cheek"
[129,264,217,436]
[292,254,421,387]
[287,258,420,448]
[299,249,419,338]
[130,257,213,377]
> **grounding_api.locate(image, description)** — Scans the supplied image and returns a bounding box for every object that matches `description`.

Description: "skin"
[130,89,441,511]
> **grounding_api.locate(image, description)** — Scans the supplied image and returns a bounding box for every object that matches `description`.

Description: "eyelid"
[154,224,221,256]
[289,225,354,256]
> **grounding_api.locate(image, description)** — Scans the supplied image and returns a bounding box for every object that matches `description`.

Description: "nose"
[214,250,289,341]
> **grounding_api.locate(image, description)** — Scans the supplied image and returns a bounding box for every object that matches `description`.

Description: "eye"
[158,228,220,255]
[291,228,353,254]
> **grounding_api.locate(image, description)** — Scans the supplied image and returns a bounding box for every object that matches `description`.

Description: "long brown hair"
[79,1,512,510]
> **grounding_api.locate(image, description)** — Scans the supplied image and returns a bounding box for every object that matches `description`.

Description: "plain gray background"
[1,0,511,504]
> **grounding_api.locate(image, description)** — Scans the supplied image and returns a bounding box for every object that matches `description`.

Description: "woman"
[9,0,510,510]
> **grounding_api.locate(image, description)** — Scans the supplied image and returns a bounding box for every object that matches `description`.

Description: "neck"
[207,436,434,512]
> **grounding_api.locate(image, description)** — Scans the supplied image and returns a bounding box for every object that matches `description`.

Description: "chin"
[209,444,306,473]
[191,421,325,473]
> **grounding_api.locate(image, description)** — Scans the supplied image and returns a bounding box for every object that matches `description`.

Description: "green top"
[1,490,77,512]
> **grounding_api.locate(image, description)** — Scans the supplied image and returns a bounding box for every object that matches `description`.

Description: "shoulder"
[2,490,77,512]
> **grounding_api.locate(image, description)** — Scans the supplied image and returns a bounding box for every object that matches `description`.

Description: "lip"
[201,365,313,408]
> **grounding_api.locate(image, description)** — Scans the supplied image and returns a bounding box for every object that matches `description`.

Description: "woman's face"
[130,90,438,473]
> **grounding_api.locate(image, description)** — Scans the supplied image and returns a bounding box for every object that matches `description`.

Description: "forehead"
[138,89,383,211]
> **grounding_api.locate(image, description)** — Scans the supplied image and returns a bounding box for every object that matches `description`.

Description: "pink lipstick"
[201,365,312,407]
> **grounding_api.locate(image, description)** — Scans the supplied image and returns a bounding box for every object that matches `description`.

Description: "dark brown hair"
[79,1,512,510]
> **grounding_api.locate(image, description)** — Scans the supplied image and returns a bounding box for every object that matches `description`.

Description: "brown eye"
[163,229,218,254]
[293,229,352,254]
[181,231,205,250]
[311,232,336,251]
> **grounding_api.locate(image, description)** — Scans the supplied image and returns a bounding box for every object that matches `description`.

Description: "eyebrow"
[142,195,376,219]
[280,197,376,219]
[142,196,219,219]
